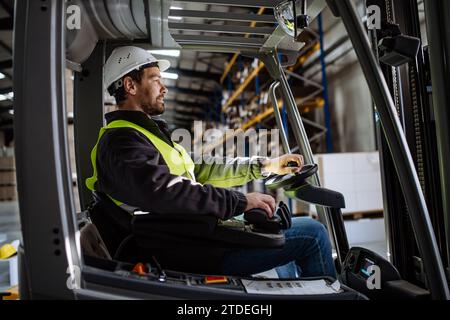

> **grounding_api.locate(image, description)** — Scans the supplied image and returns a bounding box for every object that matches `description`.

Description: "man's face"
[134,66,168,116]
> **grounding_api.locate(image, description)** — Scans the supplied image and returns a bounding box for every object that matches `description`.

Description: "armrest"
[285,183,346,209]
[132,214,218,237]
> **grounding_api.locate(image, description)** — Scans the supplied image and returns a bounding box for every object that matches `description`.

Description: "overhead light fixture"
[170,6,183,10]
[0,92,13,102]
[8,109,13,115]
[0,73,5,80]
[161,72,179,80]
[148,49,181,57]
[169,16,183,21]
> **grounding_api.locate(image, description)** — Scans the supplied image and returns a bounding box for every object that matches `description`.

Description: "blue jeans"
[220,217,336,279]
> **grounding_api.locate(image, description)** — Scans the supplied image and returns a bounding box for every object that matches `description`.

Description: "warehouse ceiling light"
[161,72,179,80]
[0,72,5,80]
[0,92,13,101]
[148,49,181,57]
[169,5,183,20]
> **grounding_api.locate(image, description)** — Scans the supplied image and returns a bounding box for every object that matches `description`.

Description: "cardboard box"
[0,186,17,200]
[0,156,15,169]
[312,152,383,214]
[0,170,16,185]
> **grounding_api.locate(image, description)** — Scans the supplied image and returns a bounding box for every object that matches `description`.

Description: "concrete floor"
[345,218,387,258]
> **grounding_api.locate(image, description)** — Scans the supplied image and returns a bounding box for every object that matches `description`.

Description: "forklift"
[12,0,450,299]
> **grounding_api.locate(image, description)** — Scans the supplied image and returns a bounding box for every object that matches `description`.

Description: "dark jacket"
[94,110,265,220]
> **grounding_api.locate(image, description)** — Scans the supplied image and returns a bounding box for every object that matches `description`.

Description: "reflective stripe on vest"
[86,119,195,211]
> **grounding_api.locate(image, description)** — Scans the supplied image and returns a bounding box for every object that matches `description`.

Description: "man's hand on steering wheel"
[261,154,304,176]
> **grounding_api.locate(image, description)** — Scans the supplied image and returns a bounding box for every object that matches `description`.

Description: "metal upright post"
[269,82,290,153]
[331,0,449,299]
[318,13,333,153]
[73,43,106,210]
[14,0,79,299]
[424,0,450,278]
[261,53,342,268]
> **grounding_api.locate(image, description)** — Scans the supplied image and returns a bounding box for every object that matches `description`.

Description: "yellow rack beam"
[222,41,320,114]
[221,62,265,112]
[202,129,243,155]
[241,98,324,130]
[220,7,266,84]
[241,106,279,130]
[203,98,324,154]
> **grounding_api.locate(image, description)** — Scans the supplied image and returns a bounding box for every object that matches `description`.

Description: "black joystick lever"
[244,201,293,234]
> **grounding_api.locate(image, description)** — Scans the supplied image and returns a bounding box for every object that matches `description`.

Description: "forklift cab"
[13,0,450,300]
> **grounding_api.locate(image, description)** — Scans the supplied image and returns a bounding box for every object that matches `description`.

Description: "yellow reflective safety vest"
[86,119,195,212]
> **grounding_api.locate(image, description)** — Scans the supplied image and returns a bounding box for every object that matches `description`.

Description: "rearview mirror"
[274,0,310,41]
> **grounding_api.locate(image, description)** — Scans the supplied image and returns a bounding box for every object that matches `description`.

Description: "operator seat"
[83,192,286,274]
[79,220,111,260]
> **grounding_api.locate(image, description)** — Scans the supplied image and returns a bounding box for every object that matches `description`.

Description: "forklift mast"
[367,0,450,286]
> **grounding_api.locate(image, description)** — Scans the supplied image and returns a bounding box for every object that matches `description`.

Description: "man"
[87,46,335,278]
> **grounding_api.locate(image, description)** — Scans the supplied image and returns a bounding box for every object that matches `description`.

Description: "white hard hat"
[104,46,170,93]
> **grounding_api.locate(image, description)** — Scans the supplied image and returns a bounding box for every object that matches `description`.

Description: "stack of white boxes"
[309,152,386,251]
[312,152,383,215]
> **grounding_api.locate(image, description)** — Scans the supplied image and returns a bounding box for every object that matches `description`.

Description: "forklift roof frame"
[12,0,450,299]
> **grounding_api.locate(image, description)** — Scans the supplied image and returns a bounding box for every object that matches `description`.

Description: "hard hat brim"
[0,243,17,259]
[156,59,170,72]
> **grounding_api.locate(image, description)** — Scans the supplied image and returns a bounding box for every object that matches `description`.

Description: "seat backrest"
[79,221,112,260]
[87,193,132,257]
[86,192,285,273]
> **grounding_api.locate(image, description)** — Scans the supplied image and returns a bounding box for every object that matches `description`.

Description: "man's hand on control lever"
[261,154,304,175]
[245,193,276,218]
[244,154,303,218]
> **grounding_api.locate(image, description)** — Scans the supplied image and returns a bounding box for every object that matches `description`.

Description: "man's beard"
[142,101,164,116]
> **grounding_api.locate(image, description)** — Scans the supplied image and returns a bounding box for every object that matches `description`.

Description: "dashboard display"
[359,257,376,279]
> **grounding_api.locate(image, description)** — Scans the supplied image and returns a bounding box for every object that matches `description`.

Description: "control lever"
[152,256,166,282]
[244,201,293,234]
[277,202,292,229]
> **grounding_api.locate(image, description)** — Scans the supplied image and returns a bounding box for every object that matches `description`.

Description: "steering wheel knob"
[265,164,318,190]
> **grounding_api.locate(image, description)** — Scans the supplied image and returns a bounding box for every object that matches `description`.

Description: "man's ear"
[123,76,137,96]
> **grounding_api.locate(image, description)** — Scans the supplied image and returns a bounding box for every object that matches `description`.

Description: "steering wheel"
[265,164,318,190]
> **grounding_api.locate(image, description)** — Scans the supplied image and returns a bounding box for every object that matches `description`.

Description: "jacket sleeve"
[96,128,247,220]
[193,156,267,188]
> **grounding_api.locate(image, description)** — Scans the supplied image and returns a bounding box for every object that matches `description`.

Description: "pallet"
[342,210,384,221]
